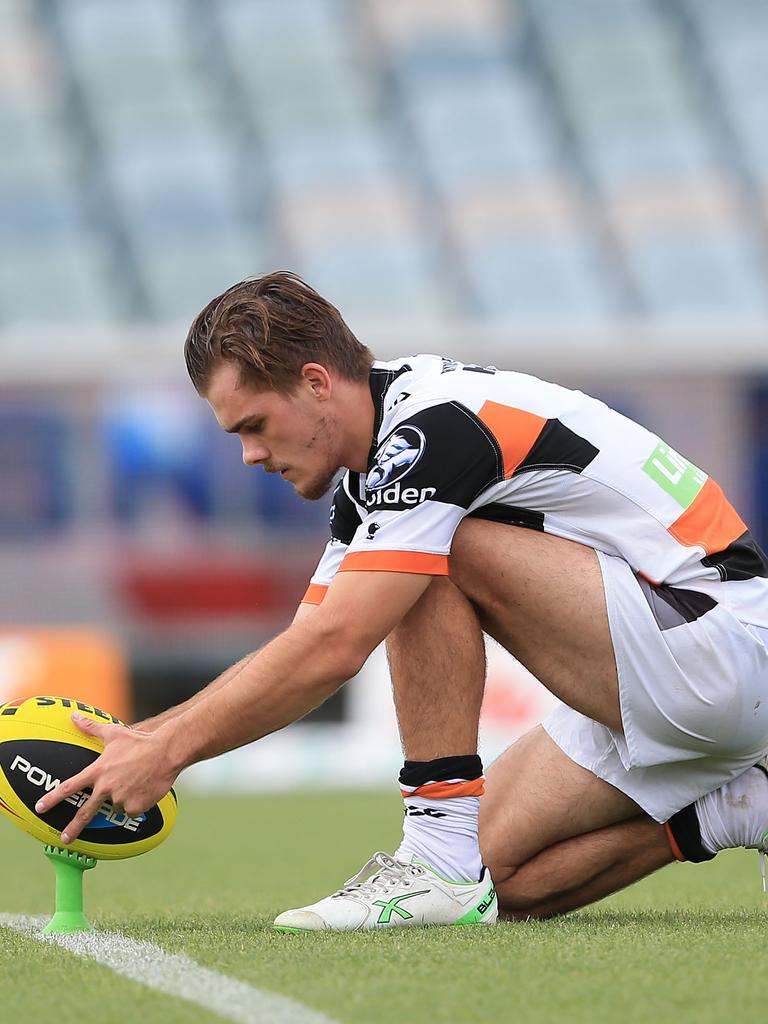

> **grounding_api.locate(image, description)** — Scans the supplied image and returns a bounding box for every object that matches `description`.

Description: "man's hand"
[34,713,178,845]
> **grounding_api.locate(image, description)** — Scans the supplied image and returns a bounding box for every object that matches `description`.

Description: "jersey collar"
[368,366,390,444]
[367,363,412,466]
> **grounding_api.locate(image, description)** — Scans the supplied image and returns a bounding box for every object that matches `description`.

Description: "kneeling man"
[38,273,768,930]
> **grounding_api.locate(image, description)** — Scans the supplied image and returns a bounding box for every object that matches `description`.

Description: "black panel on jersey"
[328,475,363,545]
[515,419,599,476]
[369,365,412,450]
[702,531,768,582]
[364,401,501,513]
[635,576,717,631]
[467,502,545,532]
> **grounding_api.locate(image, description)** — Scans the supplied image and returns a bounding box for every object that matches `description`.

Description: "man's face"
[206,361,341,501]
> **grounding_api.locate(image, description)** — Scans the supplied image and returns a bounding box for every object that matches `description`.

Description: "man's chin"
[294,474,335,502]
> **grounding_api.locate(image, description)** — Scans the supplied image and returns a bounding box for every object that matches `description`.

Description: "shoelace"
[332,852,426,900]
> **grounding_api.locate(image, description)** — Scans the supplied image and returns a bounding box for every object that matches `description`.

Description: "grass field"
[0,790,765,1024]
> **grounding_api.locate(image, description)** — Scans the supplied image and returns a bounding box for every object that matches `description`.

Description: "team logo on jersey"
[366,426,426,492]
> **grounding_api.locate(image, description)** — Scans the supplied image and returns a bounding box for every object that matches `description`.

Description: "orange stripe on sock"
[301,583,328,606]
[476,401,547,478]
[401,778,486,800]
[664,821,686,862]
[340,550,449,575]
[668,476,747,554]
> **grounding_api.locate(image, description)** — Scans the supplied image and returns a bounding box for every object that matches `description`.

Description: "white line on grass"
[0,914,335,1024]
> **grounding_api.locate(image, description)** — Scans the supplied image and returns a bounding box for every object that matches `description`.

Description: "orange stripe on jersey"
[668,477,747,554]
[401,778,486,800]
[477,401,547,478]
[637,569,662,587]
[301,583,328,605]
[339,551,450,575]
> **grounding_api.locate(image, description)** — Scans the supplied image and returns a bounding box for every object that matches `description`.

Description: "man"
[37,272,768,930]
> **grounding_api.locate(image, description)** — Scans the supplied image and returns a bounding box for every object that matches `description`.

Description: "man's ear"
[300,363,332,400]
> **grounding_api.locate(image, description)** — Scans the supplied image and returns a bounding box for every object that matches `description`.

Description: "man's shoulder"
[372,355,468,421]
[373,356,609,437]
[372,355,545,437]
[369,355,437,401]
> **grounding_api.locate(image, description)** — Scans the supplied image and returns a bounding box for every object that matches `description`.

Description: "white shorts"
[543,550,768,822]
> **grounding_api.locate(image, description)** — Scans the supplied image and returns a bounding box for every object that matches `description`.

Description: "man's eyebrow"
[223,416,261,434]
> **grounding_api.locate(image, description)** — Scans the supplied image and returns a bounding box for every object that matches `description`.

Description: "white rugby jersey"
[302,355,768,628]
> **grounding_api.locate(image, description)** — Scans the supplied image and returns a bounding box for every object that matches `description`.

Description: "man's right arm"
[134,603,318,732]
[133,651,257,733]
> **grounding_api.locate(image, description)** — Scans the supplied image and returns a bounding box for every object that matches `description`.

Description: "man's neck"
[334,376,376,473]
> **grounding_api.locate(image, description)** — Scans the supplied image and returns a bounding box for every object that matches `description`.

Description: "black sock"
[666,803,716,863]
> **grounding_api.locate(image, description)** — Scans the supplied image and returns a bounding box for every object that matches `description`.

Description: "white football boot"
[274,851,498,932]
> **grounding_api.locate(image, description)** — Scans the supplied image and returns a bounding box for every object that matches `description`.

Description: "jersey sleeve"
[339,401,501,576]
[301,473,364,604]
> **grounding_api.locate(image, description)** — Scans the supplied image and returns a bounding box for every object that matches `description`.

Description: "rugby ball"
[0,695,176,860]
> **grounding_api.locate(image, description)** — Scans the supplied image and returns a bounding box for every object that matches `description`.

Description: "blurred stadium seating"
[1,0,767,323]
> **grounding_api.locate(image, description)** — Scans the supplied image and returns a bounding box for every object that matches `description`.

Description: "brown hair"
[184,271,374,394]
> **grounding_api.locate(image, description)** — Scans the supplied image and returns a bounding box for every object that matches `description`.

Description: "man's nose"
[241,441,270,467]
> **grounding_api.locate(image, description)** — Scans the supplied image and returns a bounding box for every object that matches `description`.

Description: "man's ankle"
[397,754,484,882]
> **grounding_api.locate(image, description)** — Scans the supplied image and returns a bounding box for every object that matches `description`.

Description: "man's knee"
[486,862,569,921]
[449,518,603,599]
[447,520,492,600]
[481,834,558,917]
[387,575,479,650]
[402,574,464,616]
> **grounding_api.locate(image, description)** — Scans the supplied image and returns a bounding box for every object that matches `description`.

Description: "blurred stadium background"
[2,0,768,791]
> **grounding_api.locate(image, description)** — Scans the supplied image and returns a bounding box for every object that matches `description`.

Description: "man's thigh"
[449,520,623,730]
[450,519,768,797]
[479,726,642,875]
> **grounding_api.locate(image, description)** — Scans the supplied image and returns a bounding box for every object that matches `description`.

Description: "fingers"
[35,764,96,816]
[34,716,161,847]
[34,712,120,819]
[59,789,107,845]
[71,711,117,743]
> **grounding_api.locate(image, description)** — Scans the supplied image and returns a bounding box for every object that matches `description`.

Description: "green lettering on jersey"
[642,441,707,509]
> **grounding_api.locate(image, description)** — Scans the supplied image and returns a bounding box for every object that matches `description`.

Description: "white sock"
[696,766,768,854]
[395,756,484,882]
[396,794,482,882]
